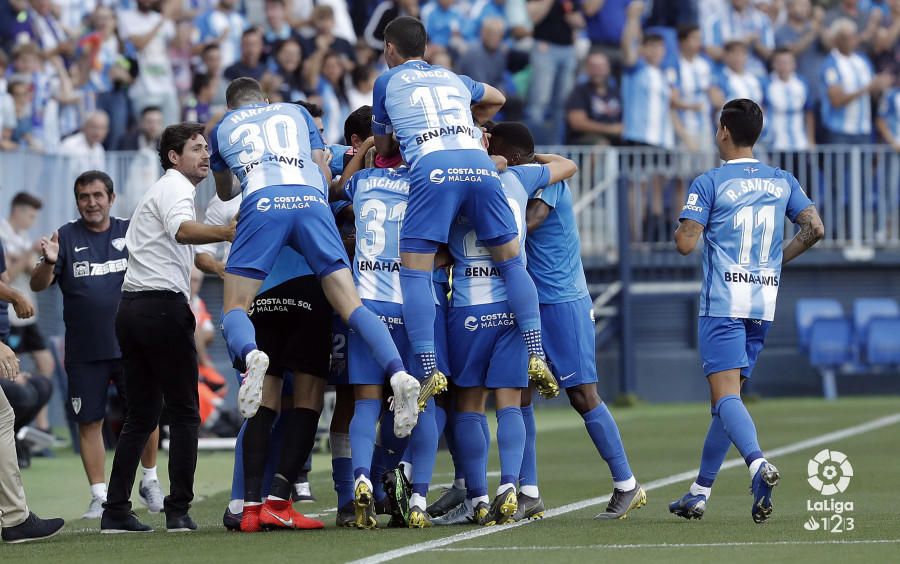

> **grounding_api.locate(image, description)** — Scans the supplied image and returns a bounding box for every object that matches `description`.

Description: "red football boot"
[289,505,324,530]
[241,503,262,532]
[260,499,296,530]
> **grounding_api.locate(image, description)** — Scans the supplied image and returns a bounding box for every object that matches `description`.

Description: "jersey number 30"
[734,205,775,265]
[230,115,301,165]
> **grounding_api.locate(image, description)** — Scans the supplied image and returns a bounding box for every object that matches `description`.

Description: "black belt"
[121,290,186,302]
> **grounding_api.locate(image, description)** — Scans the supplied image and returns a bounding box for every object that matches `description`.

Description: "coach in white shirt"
[101,123,234,534]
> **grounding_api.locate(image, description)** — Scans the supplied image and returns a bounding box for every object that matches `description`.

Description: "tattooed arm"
[783,205,825,264]
[674,219,704,255]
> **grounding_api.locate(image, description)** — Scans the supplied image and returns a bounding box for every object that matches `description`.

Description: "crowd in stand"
[0,0,899,155]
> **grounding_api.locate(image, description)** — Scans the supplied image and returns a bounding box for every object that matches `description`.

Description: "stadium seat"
[808,318,854,367]
[852,298,900,352]
[796,299,845,351]
[866,318,900,366]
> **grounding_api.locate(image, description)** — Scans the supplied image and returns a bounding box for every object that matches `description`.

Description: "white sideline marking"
[431,539,900,551]
[350,412,900,564]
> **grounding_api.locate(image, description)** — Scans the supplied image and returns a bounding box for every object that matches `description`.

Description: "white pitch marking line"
[349,412,900,564]
[431,539,900,551]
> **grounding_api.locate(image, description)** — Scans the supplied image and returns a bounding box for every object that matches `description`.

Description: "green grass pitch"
[6,396,899,563]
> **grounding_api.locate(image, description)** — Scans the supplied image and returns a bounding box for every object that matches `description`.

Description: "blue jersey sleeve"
[208,121,227,172]
[509,164,551,198]
[785,173,813,222]
[534,181,564,209]
[457,73,486,103]
[372,73,393,136]
[344,170,364,202]
[679,173,714,226]
[300,108,325,151]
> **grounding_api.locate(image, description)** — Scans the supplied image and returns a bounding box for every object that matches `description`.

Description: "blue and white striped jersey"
[372,60,486,168]
[877,87,900,142]
[209,102,327,197]
[345,167,411,303]
[765,73,811,150]
[622,60,674,148]
[716,67,765,106]
[673,55,714,144]
[820,50,874,135]
[449,165,550,307]
[704,4,774,77]
[679,159,813,321]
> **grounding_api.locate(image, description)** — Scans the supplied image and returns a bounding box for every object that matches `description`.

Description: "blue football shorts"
[448,302,528,389]
[540,296,598,389]
[698,316,772,378]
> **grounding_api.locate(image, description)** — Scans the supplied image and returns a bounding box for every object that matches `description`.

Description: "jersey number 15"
[410,86,467,129]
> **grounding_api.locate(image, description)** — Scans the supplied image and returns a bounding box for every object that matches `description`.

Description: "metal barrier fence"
[1,145,898,255]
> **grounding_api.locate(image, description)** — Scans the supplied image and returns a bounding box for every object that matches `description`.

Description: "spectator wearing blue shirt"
[873,0,900,74]
[583,0,631,67]
[193,0,247,69]
[775,0,826,106]
[673,24,714,153]
[876,83,900,150]
[704,0,775,78]
[300,5,357,68]
[363,0,419,51]
[262,0,297,55]
[765,49,815,151]
[224,27,267,82]
[525,0,584,144]
[820,18,891,144]
[465,0,508,41]
[421,0,464,51]
[711,41,765,113]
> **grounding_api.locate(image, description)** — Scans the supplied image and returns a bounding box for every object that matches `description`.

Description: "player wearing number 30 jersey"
[210,79,414,484]
[373,16,557,401]
[672,99,824,525]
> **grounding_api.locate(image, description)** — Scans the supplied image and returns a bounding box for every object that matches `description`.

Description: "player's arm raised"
[534,153,578,184]
[674,219,704,255]
[30,231,59,292]
[620,0,644,68]
[471,84,506,126]
[782,205,824,264]
[331,137,375,201]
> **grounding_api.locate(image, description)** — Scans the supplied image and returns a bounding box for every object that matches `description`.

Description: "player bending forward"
[672,99,824,523]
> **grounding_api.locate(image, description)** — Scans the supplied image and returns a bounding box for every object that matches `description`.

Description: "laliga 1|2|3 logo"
[803,449,855,533]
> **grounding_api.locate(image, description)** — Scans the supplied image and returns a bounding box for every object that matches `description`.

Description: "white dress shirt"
[194,193,240,263]
[122,168,196,299]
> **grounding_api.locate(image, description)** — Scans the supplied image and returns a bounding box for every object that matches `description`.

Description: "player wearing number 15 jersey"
[210,78,414,454]
[373,17,558,400]
[672,99,824,524]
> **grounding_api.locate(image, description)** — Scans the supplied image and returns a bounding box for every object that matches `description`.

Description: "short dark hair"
[772,47,793,59]
[201,43,220,57]
[159,122,206,170]
[141,105,162,118]
[720,98,763,147]
[293,100,323,118]
[192,72,213,96]
[242,26,262,40]
[677,24,700,42]
[11,192,42,210]
[724,40,747,52]
[383,16,427,58]
[489,121,535,156]
[344,105,372,145]
[643,32,665,45]
[226,76,265,108]
[73,170,114,197]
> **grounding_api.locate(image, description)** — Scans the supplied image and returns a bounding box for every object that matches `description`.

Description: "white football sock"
[90,482,107,500]
[228,499,244,514]
[410,493,427,511]
[473,495,489,507]
[689,482,712,499]
[141,465,158,485]
[613,476,637,492]
[496,483,516,496]
[748,458,766,479]
[520,485,539,498]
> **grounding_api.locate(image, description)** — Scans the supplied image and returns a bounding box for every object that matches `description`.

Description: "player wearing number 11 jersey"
[673,99,824,524]
[373,17,558,400]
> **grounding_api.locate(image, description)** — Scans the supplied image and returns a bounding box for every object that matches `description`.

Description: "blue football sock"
[331,431,353,507]
[715,395,764,466]
[583,403,633,483]
[410,400,438,497]
[438,403,464,481]
[494,255,543,355]
[231,421,247,501]
[372,411,409,501]
[350,399,381,480]
[478,413,491,488]
[455,412,488,499]
[519,404,538,487]
[697,413,731,487]
[348,307,405,377]
[496,406,525,487]
[222,308,258,366]
[399,267,438,375]
[435,403,447,435]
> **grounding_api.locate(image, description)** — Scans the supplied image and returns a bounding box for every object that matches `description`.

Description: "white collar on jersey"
[725,158,759,164]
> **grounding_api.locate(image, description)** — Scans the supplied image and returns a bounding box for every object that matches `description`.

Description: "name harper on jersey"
[725,178,784,202]
[358,259,400,272]
[415,125,478,146]
[724,271,780,286]
[228,103,283,124]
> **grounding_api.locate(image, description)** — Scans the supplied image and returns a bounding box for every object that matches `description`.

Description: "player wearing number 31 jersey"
[672,99,824,525]
[373,16,558,400]
[210,79,415,454]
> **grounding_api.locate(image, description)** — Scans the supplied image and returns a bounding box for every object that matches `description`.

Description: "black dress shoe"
[100,511,153,533]
[166,513,197,532]
[2,512,65,543]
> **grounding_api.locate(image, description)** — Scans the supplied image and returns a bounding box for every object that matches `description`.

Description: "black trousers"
[105,291,199,517]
